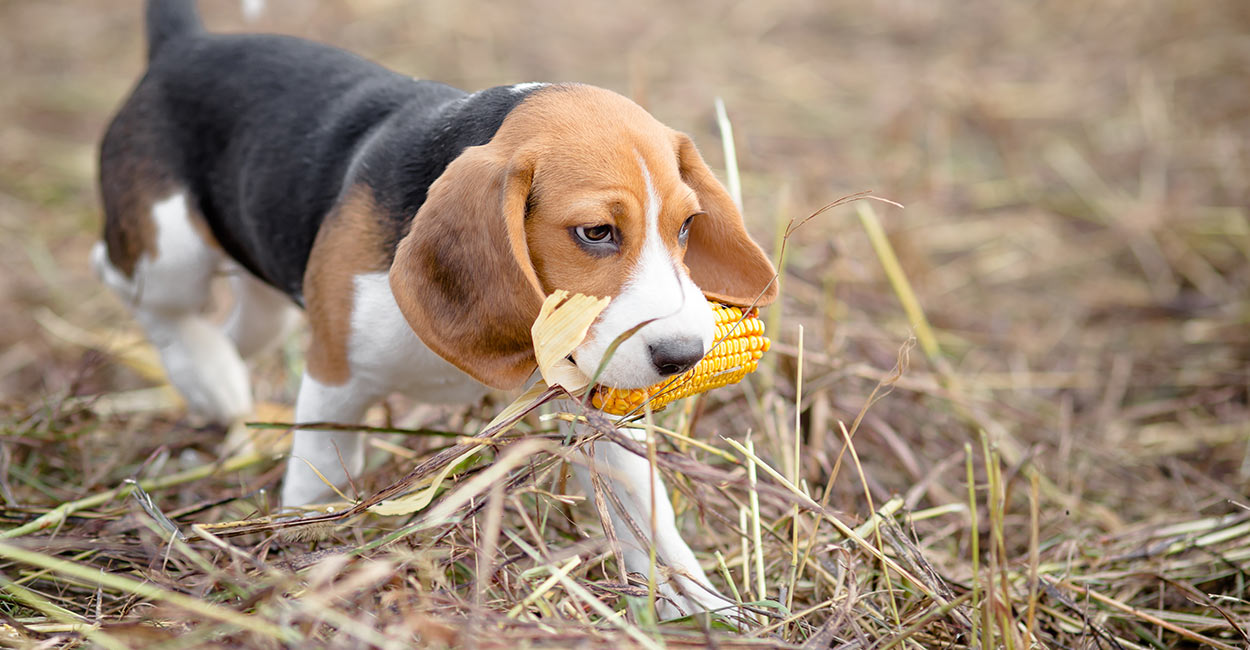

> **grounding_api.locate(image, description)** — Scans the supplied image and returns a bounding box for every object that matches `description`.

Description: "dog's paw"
[653,577,741,622]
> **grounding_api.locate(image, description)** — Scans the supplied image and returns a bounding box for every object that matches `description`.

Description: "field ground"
[1,1,1248,647]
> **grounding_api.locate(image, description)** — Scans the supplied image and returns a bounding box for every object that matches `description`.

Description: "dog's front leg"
[281,372,377,507]
[573,425,737,619]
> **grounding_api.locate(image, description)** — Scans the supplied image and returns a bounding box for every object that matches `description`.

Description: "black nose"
[649,338,704,377]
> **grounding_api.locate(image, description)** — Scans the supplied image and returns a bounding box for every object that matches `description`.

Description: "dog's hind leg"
[222,265,301,360]
[93,191,252,425]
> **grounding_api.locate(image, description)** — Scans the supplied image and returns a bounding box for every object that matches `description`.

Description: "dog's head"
[390,84,777,390]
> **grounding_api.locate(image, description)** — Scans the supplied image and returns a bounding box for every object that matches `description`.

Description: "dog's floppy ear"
[390,145,544,390]
[675,133,778,307]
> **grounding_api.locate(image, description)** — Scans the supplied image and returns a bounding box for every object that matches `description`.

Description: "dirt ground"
[1,1,1248,647]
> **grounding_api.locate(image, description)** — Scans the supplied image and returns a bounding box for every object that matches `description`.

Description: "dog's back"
[102,0,451,296]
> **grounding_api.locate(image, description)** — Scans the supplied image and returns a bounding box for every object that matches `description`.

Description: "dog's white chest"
[346,272,491,404]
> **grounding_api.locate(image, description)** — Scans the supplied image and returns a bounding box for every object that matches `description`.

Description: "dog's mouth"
[579,303,769,415]
[568,345,669,392]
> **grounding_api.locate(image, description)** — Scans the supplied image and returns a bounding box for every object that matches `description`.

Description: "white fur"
[135,193,220,310]
[281,372,373,506]
[346,273,489,403]
[241,0,265,22]
[93,193,251,424]
[509,82,547,94]
[223,262,301,359]
[281,272,488,506]
[570,414,736,618]
[572,155,716,388]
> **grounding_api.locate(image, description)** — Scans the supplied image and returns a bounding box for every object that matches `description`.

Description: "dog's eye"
[576,224,614,243]
[571,224,619,255]
[678,212,702,246]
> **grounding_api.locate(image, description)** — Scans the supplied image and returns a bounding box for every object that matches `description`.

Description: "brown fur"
[389,142,545,390]
[304,185,392,384]
[98,102,192,276]
[99,153,167,277]
[675,132,779,307]
[390,85,776,389]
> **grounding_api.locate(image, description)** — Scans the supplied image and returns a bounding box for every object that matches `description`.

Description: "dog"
[93,0,777,617]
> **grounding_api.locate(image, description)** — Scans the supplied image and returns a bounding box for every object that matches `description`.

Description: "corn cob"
[590,304,770,415]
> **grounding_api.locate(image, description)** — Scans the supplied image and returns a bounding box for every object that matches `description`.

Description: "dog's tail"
[146,0,203,61]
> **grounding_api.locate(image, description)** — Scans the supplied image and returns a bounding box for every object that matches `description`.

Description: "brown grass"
[1,0,1248,647]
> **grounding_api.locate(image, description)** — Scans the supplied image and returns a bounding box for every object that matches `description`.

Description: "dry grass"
[1,0,1248,647]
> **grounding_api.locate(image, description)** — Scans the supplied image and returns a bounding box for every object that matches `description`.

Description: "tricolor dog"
[94,0,777,616]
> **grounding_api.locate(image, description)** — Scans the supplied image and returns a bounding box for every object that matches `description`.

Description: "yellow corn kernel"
[590,304,770,415]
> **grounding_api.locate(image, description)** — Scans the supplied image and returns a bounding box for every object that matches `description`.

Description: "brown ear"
[675,133,779,307]
[389,144,544,390]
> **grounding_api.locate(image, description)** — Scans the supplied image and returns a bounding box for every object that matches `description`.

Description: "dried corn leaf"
[530,290,608,393]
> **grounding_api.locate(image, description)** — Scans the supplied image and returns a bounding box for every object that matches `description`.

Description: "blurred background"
[0,0,1247,642]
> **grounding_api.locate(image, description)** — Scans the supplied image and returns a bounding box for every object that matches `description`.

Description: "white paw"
[653,576,740,621]
[280,458,349,508]
[280,426,367,508]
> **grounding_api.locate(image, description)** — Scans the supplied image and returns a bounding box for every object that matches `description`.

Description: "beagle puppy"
[94,0,777,617]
